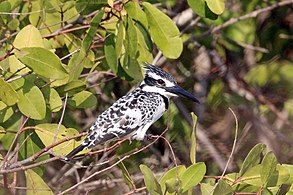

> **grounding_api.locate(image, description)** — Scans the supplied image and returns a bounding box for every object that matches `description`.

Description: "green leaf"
[126,17,138,58]
[0,105,13,123]
[140,164,163,195]
[48,88,62,112]
[68,91,97,109]
[13,78,46,120]
[283,164,293,184]
[15,47,68,80]
[25,169,53,195]
[82,10,104,51]
[201,183,214,195]
[8,18,20,31]
[190,112,197,164]
[239,143,266,176]
[213,180,233,195]
[67,48,86,81]
[159,165,186,193]
[115,20,125,58]
[242,164,290,187]
[187,0,206,17]
[261,151,277,186]
[125,1,148,28]
[205,0,225,15]
[55,80,86,96]
[0,78,19,106]
[142,2,182,59]
[35,124,81,155]
[118,161,135,189]
[180,162,206,192]
[104,34,118,74]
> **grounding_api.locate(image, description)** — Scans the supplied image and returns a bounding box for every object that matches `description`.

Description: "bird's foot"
[144,133,154,141]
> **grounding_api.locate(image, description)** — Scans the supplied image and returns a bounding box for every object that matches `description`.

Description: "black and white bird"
[65,63,199,159]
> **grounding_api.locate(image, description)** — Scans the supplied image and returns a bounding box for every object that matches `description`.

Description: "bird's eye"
[157,79,165,85]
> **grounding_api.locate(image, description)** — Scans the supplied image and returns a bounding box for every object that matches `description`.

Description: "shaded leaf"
[15,47,68,80]
[140,164,163,195]
[159,165,186,193]
[201,183,214,195]
[0,78,19,106]
[142,2,182,59]
[180,162,206,192]
[48,88,63,112]
[261,151,277,186]
[239,143,266,176]
[56,80,86,96]
[25,169,53,195]
[0,105,13,123]
[214,180,233,195]
[68,48,86,81]
[68,91,97,109]
[83,10,104,51]
[190,112,197,164]
[104,34,118,74]
[118,161,135,189]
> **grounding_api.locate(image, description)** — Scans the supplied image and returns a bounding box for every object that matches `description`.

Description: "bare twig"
[208,107,239,194]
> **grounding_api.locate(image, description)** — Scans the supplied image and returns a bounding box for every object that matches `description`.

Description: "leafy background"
[0,0,293,194]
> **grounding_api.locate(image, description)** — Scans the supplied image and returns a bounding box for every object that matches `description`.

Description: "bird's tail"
[65,144,86,160]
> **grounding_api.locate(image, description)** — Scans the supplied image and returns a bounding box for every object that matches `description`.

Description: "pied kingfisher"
[65,63,199,159]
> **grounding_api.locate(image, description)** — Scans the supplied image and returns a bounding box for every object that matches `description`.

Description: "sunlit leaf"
[35,124,82,155]
[15,47,68,80]
[142,2,182,59]
[125,1,148,28]
[205,0,225,15]
[13,25,44,49]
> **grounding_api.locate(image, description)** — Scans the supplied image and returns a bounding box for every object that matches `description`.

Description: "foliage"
[0,0,292,194]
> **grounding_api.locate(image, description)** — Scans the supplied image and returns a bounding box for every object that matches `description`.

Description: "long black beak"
[165,85,200,103]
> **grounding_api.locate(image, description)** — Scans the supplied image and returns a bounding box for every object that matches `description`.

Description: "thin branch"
[190,0,293,41]
[208,107,239,195]
[58,128,169,195]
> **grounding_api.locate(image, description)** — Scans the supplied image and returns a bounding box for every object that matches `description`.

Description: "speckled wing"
[82,88,150,149]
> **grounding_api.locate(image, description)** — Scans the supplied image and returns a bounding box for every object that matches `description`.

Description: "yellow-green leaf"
[205,0,225,15]
[0,78,19,106]
[25,169,53,195]
[13,24,44,49]
[17,85,46,120]
[35,124,82,155]
[15,47,68,80]
[140,164,163,195]
[68,91,97,109]
[190,112,197,164]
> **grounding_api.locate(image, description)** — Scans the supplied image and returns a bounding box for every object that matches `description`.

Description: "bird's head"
[140,63,200,103]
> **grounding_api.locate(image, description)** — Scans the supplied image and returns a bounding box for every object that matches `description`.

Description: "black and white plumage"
[65,63,199,159]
